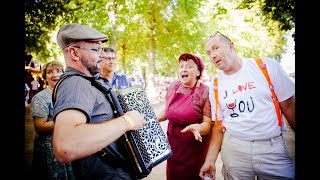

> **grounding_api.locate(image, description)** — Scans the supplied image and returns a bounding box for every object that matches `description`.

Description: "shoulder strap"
[213,78,219,124]
[255,58,282,126]
[213,78,224,129]
[52,74,72,106]
[52,74,123,117]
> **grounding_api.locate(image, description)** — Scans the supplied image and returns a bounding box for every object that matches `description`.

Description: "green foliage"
[25,0,75,62]
[25,0,293,78]
[203,0,286,62]
[237,0,295,31]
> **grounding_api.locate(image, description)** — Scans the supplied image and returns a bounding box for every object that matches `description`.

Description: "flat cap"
[57,23,109,49]
[179,53,205,77]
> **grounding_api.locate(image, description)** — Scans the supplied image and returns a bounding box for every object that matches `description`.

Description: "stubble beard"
[80,57,100,76]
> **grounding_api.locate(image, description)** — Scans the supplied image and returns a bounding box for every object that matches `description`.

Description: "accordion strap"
[52,74,123,119]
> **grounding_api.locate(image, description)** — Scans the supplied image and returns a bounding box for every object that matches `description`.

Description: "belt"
[224,131,283,142]
[249,133,282,142]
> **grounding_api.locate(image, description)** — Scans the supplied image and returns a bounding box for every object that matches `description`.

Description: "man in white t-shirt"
[199,31,295,180]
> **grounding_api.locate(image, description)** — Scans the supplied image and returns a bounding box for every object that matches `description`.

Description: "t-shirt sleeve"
[31,94,49,118]
[263,57,295,102]
[53,76,96,121]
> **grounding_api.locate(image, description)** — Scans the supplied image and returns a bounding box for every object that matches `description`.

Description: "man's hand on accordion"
[122,110,146,131]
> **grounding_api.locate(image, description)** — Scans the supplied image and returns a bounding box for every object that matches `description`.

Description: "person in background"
[37,75,45,91]
[25,82,30,114]
[157,53,212,180]
[52,23,145,179]
[130,74,145,88]
[95,47,132,89]
[28,76,40,103]
[30,61,74,179]
[199,31,295,179]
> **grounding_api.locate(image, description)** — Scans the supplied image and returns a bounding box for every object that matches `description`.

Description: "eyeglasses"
[103,57,116,61]
[206,31,231,42]
[73,46,103,54]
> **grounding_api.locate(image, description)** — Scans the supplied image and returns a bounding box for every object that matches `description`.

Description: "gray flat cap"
[57,23,109,49]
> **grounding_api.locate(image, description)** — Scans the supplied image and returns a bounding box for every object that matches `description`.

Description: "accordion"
[111,85,172,179]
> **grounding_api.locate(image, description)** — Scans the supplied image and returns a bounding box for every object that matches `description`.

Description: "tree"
[25,0,87,62]
[203,0,287,62]
[25,0,292,78]
[237,0,295,32]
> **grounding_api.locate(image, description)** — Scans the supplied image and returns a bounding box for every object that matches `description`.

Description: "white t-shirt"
[209,57,295,141]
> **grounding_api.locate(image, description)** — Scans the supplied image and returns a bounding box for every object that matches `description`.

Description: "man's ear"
[68,47,80,60]
[229,42,235,51]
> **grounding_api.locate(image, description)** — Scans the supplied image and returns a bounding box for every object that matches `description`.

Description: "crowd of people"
[25,75,45,111]
[26,23,295,180]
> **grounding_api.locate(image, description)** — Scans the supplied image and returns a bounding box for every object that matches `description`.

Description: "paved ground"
[25,101,295,179]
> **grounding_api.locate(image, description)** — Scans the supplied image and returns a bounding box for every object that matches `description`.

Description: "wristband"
[122,115,135,130]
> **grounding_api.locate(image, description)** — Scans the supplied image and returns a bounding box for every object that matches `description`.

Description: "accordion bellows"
[117,85,172,178]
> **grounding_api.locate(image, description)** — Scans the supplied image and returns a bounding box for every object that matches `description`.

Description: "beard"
[80,57,101,76]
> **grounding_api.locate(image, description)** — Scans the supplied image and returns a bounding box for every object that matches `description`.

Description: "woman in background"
[30,61,74,179]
